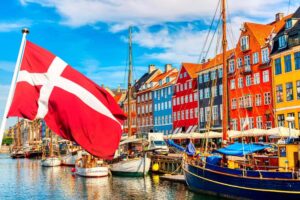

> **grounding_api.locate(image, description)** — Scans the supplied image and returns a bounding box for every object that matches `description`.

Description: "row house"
[172,63,202,133]
[271,7,300,129]
[198,50,234,132]
[152,65,178,135]
[136,65,162,134]
[228,13,288,131]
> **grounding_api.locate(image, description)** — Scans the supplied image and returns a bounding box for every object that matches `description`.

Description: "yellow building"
[271,8,300,129]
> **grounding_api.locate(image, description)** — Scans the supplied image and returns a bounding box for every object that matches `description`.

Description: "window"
[249,117,254,129]
[275,58,282,75]
[199,89,203,99]
[184,82,187,90]
[181,110,184,120]
[204,73,210,82]
[158,104,160,111]
[231,98,237,109]
[180,84,183,91]
[161,116,164,125]
[185,95,189,103]
[256,116,263,129]
[232,119,238,130]
[284,55,292,72]
[173,98,176,106]
[189,81,192,89]
[253,52,259,64]
[277,114,285,127]
[200,108,204,122]
[297,81,300,100]
[211,70,216,80]
[165,102,167,110]
[264,92,271,105]
[255,94,261,106]
[286,82,293,101]
[168,87,171,95]
[186,110,189,120]
[244,55,250,67]
[180,74,183,79]
[229,60,235,73]
[253,73,260,84]
[168,101,171,109]
[137,96,140,103]
[166,77,170,83]
[261,48,269,63]
[137,106,140,114]
[244,95,253,108]
[190,109,193,119]
[230,79,235,89]
[239,97,244,108]
[238,77,243,88]
[237,58,242,68]
[159,80,162,85]
[212,106,218,121]
[205,107,210,122]
[286,19,292,29]
[240,36,249,50]
[276,85,283,103]
[204,88,210,98]
[177,112,180,120]
[177,97,180,105]
[219,84,223,95]
[266,121,272,129]
[181,96,184,104]
[218,68,223,78]
[189,94,193,102]
[263,70,269,82]
[287,113,295,128]
[154,104,157,111]
[246,75,251,86]
[194,92,198,101]
[199,75,203,83]
[278,35,287,49]
[195,108,198,119]
[295,52,300,70]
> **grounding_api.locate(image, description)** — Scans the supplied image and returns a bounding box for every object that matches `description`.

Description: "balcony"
[241,65,252,74]
[241,44,250,52]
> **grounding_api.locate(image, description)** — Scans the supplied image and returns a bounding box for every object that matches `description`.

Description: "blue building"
[152,65,178,135]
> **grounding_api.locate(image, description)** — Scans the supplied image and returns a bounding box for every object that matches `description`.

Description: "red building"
[228,14,288,131]
[172,63,202,133]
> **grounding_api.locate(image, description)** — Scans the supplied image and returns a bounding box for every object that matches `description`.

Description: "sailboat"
[110,27,151,177]
[182,1,300,199]
[10,118,25,159]
[41,129,61,167]
[61,140,81,166]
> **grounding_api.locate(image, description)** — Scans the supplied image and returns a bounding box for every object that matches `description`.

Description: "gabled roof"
[152,70,178,91]
[152,68,177,82]
[181,63,203,79]
[134,69,160,91]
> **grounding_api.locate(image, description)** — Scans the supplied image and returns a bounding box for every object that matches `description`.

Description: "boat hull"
[75,166,109,177]
[41,157,61,167]
[25,151,42,159]
[111,157,151,177]
[183,162,300,200]
[61,154,77,166]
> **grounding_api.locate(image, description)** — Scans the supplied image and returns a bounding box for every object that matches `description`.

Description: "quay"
[150,153,183,174]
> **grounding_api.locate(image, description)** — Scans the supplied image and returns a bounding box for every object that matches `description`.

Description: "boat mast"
[221,0,228,142]
[49,129,53,157]
[17,118,21,147]
[127,26,133,137]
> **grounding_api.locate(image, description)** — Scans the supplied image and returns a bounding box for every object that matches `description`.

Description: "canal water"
[0,154,221,200]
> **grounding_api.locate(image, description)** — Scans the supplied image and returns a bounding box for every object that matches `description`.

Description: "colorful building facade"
[172,63,202,133]
[228,15,287,131]
[271,8,300,129]
[152,65,178,135]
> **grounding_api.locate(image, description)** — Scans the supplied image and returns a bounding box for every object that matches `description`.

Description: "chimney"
[165,64,172,72]
[275,13,284,22]
[117,84,121,92]
[148,64,156,73]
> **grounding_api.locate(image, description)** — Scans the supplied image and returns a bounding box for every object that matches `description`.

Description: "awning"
[186,126,193,133]
[213,142,270,157]
[172,127,180,134]
[266,127,300,138]
[191,125,198,133]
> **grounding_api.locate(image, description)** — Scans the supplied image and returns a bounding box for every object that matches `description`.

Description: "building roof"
[181,63,203,79]
[133,69,160,92]
[152,70,178,91]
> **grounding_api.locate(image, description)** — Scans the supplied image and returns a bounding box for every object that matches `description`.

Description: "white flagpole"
[0,28,29,148]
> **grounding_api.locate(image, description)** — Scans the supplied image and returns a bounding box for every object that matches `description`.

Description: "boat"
[60,140,81,166]
[182,1,300,199]
[110,27,151,177]
[110,137,151,176]
[75,152,109,177]
[10,118,25,159]
[41,129,61,167]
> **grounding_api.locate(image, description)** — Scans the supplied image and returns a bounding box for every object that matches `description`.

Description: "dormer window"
[286,19,292,29]
[159,80,162,86]
[278,35,287,49]
[240,36,249,51]
[166,77,170,83]
[229,59,235,73]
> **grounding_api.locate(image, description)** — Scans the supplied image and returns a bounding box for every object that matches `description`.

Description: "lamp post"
[286,116,295,139]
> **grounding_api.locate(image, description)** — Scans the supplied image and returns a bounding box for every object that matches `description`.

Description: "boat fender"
[152,163,159,171]
[71,168,76,173]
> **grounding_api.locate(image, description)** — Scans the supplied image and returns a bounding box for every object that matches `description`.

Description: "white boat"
[61,151,81,166]
[110,156,151,177]
[74,153,109,177]
[41,157,61,167]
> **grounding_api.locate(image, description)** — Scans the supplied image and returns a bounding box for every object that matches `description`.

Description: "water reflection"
[0,154,221,200]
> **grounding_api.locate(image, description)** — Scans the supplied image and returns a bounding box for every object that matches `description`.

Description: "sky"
[0,0,299,129]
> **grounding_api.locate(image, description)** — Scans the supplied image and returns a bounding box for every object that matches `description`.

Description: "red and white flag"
[8,41,126,159]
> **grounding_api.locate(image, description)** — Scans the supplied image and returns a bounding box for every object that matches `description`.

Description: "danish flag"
[8,41,126,159]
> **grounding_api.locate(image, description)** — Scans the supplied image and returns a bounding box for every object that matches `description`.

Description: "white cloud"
[0,20,31,32]
[0,61,15,72]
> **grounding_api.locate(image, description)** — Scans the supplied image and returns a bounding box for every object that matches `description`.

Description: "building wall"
[198,66,223,131]
[153,85,173,135]
[272,46,300,129]
[137,90,153,133]
[122,99,137,134]
[228,26,274,131]
[172,67,198,132]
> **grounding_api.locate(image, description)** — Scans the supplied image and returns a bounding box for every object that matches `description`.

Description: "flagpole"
[0,28,29,148]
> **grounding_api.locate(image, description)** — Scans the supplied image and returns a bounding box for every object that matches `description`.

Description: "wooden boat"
[60,140,81,166]
[41,129,61,167]
[75,153,108,177]
[183,1,300,199]
[10,119,25,159]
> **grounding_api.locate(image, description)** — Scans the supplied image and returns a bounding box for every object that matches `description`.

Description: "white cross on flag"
[8,40,126,159]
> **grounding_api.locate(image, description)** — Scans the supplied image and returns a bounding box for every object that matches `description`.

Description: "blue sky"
[0,0,299,128]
